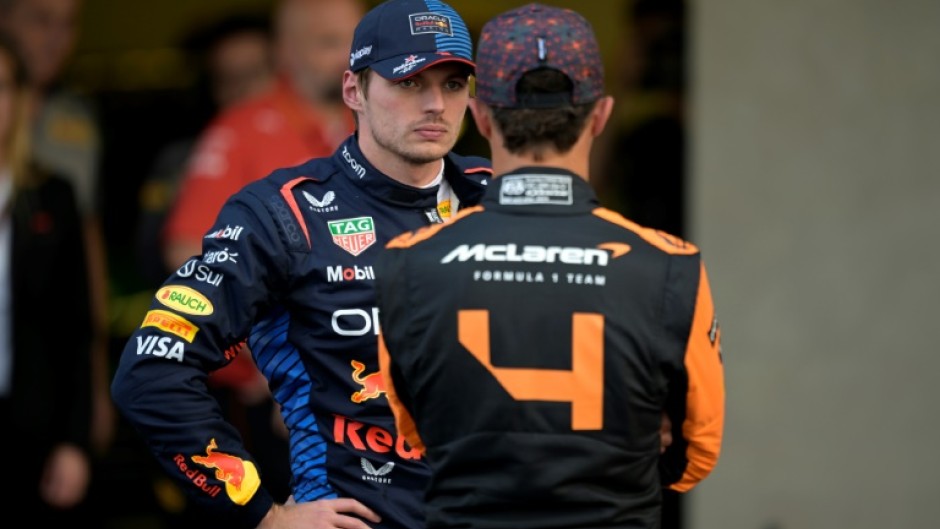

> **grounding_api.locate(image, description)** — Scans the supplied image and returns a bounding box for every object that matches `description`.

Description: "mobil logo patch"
[156,285,214,316]
[328,216,376,256]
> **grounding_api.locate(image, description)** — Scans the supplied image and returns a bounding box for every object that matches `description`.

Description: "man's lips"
[414,125,448,139]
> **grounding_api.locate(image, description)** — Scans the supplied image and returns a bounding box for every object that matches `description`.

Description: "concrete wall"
[689,1,940,527]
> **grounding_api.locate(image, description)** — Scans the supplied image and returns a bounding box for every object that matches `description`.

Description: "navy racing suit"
[111,135,491,528]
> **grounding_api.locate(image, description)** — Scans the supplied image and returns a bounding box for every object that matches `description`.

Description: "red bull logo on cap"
[191,438,261,505]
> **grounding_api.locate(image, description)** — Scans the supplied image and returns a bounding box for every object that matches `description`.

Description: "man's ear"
[342,70,364,112]
[590,95,615,138]
[468,98,493,141]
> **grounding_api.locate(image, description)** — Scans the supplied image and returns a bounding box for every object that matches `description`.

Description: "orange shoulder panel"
[592,208,700,256]
[386,205,484,249]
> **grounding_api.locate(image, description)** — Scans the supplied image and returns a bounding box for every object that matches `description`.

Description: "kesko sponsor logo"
[440,242,632,266]
[136,335,186,362]
[141,309,199,343]
[333,414,422,461]
[156,285,214,316]
[190,438,260,505]
[204,224,245,241]
[342,145,366,178]
[349,360,386,403]
[176,259,224,287]
[360,457,394,484]
[328,216,376,256]
[326,265,375,283]
[331,307,380,336]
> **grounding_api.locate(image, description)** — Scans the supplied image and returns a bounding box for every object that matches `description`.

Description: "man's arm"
[112,190,287,528]
[662,259,725,492]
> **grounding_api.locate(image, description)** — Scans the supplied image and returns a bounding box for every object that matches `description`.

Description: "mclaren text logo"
[440,243,631,266]
[326,265,375,283]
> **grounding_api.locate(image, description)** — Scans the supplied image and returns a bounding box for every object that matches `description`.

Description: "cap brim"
[371,52,475,81]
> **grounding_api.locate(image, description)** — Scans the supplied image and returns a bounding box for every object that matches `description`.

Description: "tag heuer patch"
[328,216,377,256]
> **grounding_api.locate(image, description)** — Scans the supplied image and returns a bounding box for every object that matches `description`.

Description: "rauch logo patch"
[156,285,214,316]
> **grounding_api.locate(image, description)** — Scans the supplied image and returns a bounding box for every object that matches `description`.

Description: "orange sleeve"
[669,261,725,492]
[378,332,425,454]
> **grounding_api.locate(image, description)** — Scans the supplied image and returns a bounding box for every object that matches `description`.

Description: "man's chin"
[402,145,452,166]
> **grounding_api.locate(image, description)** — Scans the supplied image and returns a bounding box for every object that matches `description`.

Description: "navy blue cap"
[348,0,474,81]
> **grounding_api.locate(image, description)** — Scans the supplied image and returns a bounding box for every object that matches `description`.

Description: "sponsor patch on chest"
[327,216,377,256]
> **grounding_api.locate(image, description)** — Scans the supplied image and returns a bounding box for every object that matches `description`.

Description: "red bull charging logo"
[350,360,386,403]
[191,438,261,505]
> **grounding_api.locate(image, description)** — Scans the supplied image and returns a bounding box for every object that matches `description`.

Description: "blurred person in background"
[593,0,687,238]
[137,11,276,285]
[134,10,293,507]
[0,32,94,521]
[0,0,114,458]
[161,0,365,270]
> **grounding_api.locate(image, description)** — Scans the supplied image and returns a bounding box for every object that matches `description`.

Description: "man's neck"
[490,148,590,181]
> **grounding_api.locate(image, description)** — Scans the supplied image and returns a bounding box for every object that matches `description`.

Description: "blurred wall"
[689,1,940,528]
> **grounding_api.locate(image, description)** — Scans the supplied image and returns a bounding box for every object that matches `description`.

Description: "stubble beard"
[374,124,454,166]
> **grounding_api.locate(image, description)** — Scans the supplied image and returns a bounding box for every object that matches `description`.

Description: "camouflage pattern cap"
[475,3,604,108]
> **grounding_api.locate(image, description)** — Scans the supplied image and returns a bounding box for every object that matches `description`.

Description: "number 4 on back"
[458,310,604,430]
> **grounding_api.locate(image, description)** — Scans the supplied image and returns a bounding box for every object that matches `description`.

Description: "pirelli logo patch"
[141,309,199,343]
[498,174,573,206]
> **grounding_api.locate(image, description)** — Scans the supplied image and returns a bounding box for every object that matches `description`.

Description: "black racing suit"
[376,168,725,529]
[111,135,491,528]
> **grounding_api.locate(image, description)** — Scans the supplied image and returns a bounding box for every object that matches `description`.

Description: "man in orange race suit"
[375,4,725,528]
